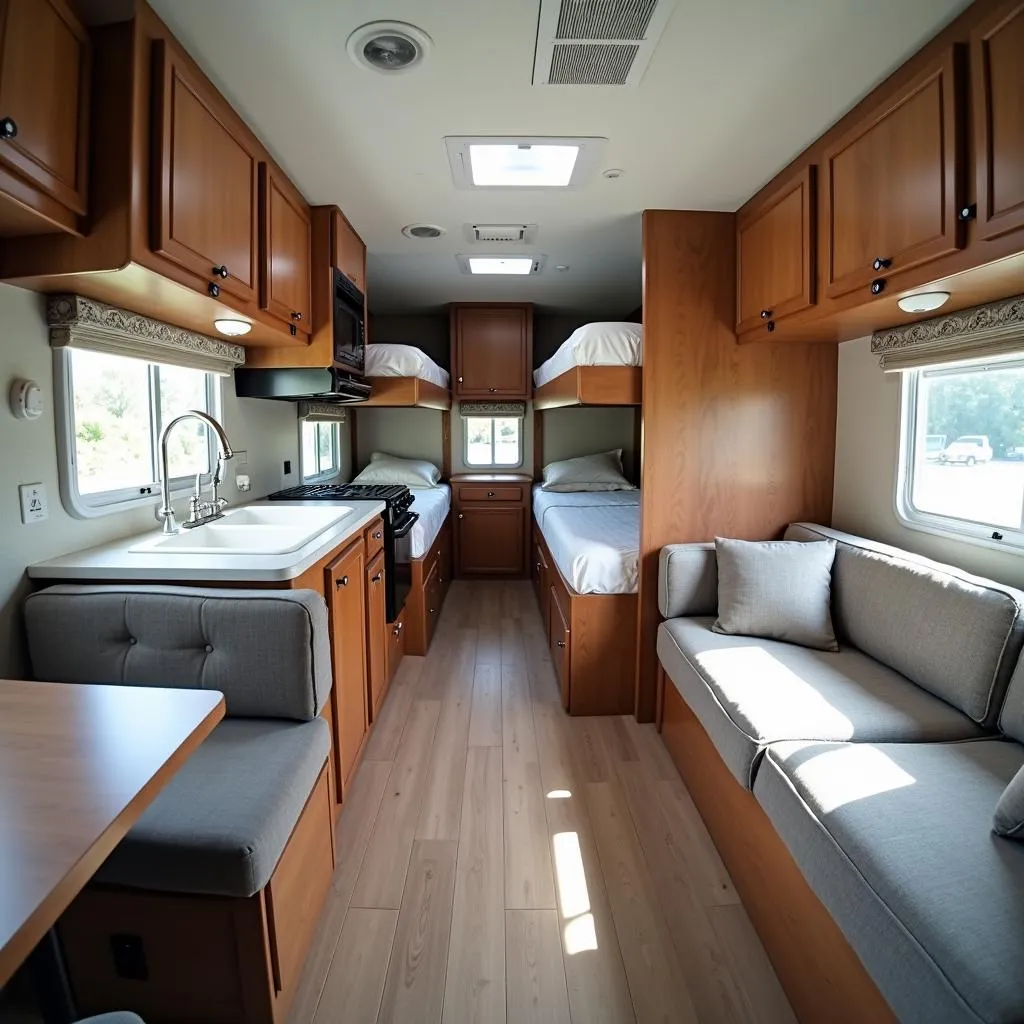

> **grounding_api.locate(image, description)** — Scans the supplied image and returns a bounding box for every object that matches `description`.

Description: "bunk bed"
[532,322,642,409]
[362,343,452,410]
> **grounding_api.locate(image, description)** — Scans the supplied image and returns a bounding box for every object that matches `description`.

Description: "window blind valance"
[872,294,1024,372]
[298,401,348,423]
[47,294,246,376]
[459,400,527,418]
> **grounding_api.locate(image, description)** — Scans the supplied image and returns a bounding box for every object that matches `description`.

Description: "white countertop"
[27,500,386,583]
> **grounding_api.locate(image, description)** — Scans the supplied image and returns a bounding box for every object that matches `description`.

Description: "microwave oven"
[334,268,366,374]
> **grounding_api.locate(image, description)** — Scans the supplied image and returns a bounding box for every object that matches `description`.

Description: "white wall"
[355,407,445,473]
[541,407,638,481]
[0,282,302,677]
[833,335,1024,588]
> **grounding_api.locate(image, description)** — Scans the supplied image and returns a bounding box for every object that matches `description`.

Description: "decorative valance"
[298,401,347,423]
[459,400,527,418]
[47,294,246,376]
[872,293,1024,372]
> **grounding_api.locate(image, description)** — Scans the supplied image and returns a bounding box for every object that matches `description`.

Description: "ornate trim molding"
[47,294,246,375]
[458,400,527,417]
[871,293,1024,355]
[299,400,348,422]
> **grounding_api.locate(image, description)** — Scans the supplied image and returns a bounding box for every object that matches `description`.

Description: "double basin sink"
[129,505,354,556]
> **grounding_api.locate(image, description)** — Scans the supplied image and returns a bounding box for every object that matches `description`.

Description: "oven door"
[389,510,419,623]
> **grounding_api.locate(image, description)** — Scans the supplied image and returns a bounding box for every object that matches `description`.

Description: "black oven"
[333,269,366,374]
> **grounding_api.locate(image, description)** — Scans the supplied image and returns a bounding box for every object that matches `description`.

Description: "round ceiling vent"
[347,22,432,74]
[402,223,446,239]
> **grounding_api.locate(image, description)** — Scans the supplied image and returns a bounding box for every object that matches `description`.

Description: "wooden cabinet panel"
[737,166,815,335]
[972,0,1024,241]
[386,607,406,686]
[365,548,387,720]
[424,563,442,647]
[363,515,385,561]
[332,208,365,293]
[452,305,532,398]
[325,538,367,794]
[0,0,89,216]
[824,47,963,299]
[260,163,311,331]
[532,536,550,623]
[153,39,259,305]
[456,507,526,576]
[457,485,524,502]
[549,588,571,710]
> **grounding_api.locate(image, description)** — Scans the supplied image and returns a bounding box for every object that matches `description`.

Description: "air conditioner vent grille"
[549,43,637,86]
[556,0,658,40]
[473,224,529,243]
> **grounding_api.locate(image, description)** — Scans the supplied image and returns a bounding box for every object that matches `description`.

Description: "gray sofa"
[23,584,333,899]
[658,524,1024,1024]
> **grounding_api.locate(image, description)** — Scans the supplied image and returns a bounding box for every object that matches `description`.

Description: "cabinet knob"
[536,561,542,572]
[488,387,496,393]
[429,606,436,614]
[458,513,464,520]
[212,265,229,279]
[872,257,892,272]
[208,282,221,299]
[766,320,776,334]
[958,203,977,222]
[0,117,17,140]
[487,490,495,497]
[291,311,303,321]
[335,575,349,588]
[393,622,403,636]
[557,640,566,648]
[870,278,886,296]
[457,376,464,384]
[759,308,772,319]
[372,572,382,583]
[373,530,382,539]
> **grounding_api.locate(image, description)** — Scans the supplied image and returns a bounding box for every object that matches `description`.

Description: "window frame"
[462,414,524,469]
[300,420,343,482]
[54,347,221,520]
[895,361,1024,556]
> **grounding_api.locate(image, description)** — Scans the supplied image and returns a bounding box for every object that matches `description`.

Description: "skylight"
[469,144,579,187]
[467,257,535,275]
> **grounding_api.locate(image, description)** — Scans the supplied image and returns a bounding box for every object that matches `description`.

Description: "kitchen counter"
[27,500,385,583]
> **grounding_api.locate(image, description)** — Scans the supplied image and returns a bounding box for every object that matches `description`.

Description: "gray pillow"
[712,537,839,652]
[994,765,1024,839]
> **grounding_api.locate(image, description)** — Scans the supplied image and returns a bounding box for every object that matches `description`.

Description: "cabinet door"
[972,0,1024,242]
[532,536,549,619]
[260,164,311,332]
[325,538,368,794]
[152,40,259,305]
[549,589,571,710]
[439,522,453,601]
[824,47,963,299]
[0,0,90,215]
[456,506,526,576]
[333,208,366,293]
[425,563,442,647]
[736,166,815,335]
[365,548,387,720]
[454,307,531,398]
[387,608,406,686]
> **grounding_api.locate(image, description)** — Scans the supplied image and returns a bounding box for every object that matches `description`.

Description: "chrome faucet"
[157,410,235,534]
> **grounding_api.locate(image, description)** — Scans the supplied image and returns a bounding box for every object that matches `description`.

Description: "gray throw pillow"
[993,764,1024,839]
[712,537,839,652]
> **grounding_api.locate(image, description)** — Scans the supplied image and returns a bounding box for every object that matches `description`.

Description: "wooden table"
[0,679,225,989]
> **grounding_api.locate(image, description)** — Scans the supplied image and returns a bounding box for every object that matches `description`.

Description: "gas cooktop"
[267,483,415,512]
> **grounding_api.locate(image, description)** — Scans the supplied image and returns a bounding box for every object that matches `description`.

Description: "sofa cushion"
[713,537,838,651]
[993,764,1024,839]
[785,524,1024,726]
[754,738,1024,1024]
[658,543,717,619]
[998,653,1024,744]
[95,718,330,898]
[658,617,985,788]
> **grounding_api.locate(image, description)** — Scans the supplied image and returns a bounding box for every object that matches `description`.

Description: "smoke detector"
[347,22,432,74]
[402,223,446,239]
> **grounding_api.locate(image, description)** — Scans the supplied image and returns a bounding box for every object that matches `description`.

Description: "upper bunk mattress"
[533,322,642,389]
[396,484,451,561]
[533,487,640,595]
[364,344,450,388]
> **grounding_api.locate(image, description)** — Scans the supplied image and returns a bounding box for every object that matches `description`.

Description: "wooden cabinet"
[325,538,368,793]
[737,166,815,335]
[824,46,964,299]
[0,0,90,232]
[424,562,442,647]
[451,304,532,399]
[972,0,1024,242]
[363,515,385,561]
[453,474,530,576]
[365,547,387,720]
[333,209,366,293]
[152,38,260,306]
[260,163,311,333]
[549,589,571,710]
[386,606,406,686]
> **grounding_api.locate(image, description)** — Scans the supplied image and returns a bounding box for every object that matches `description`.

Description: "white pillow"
[363,344,427,377]
[541,450,635,492]
[569,322,643,366]
[352,452,441,489]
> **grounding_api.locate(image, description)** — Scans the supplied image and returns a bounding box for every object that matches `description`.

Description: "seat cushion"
[657,617,985,788]
[77,1016,146,1024]
[96,718,330,898]
[755,738,1024,1024]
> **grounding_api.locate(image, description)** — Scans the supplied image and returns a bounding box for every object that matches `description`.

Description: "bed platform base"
[532,365,641,410]
[362,376,452,410]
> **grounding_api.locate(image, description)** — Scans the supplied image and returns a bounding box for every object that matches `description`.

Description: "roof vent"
[470,224,537,243]
[533,0,676,87]
[347,21,432,74]
[402,223,446,239]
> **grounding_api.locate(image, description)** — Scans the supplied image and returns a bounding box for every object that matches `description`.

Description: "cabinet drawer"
[363,516,385,560]
[456,485,524,503]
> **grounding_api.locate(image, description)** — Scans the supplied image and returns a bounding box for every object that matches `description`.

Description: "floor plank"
[378,839,458,1023]
[468,662,502,747]
[364,655,424,761]
[311,908,397,1024]
[505,909,572,1024]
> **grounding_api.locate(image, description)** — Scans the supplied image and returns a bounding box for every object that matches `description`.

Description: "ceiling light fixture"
[897,291,951,314]
[468,257,535,275]
[213,318,252,337]
[445,136,607,190]
[402,223,445,239]
[347,21,432,74]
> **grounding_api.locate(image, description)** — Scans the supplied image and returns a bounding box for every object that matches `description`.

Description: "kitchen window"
[464,415,523,468]
[897,358,1024,549]
[302,421,342,481]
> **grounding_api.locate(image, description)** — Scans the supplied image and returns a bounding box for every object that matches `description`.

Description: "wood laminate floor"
[289,581,796,1024]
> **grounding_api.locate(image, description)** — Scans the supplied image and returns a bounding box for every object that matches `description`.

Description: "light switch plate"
[19,483,48,523]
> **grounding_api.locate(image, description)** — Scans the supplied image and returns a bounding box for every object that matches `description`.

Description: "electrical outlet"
[19,483,48,523]
[235,474,252,492]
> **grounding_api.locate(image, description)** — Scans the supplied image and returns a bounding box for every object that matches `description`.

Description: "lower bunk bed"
[531,488,639,715]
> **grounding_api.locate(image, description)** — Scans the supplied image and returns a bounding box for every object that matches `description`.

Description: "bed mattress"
[533,487,640,595]
[533,322,642,389]
[364,343,450,388]
[397,484,451,561]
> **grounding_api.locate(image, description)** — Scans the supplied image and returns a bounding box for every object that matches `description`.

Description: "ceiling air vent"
[470,224,537,243]
[533,0,677,87]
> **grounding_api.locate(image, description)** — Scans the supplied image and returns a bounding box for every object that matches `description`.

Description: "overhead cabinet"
[333,208,366,294]
[260,164,312,330]
[451,304,533,399]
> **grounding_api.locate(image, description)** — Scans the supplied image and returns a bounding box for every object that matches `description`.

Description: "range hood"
[233,367,371,404]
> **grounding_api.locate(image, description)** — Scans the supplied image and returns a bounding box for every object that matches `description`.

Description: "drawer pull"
[212,265,229,279]
[759,308,772,319]
[487,490,495,497]
[372,572,382,583]
[457,376,464,384]
[556,640,566,648]
[458,513,464,520]
[373,530,382,540]
[429,606,436,614]
[870,279,886,296]
[0,117,17,139]
[872,257,892,272]
[335,575,349,588]
[393,622,404,636]
[291,311,303,321]
[208,282,221,299]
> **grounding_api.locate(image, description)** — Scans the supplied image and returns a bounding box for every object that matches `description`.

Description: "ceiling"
[148,0,970,316]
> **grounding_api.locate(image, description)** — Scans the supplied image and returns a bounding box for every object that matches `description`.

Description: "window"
[301,421,341,481]
[464,415,522,468]
[58,348,219,517]
[898,359,1024,548]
